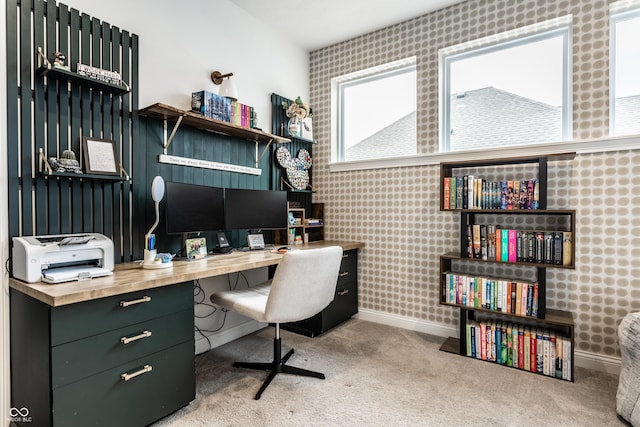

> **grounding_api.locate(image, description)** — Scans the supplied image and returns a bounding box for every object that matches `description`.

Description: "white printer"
[12,233,115,284]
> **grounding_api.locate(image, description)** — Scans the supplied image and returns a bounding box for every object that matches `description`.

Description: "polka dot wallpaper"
[309,0,640,358]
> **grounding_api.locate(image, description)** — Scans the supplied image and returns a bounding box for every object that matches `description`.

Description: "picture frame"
[82,137,120,175]
[301,117,314,141]
[186,237,207,259]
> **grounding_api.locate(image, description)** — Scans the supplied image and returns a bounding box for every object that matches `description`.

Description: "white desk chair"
[210,246,343,399]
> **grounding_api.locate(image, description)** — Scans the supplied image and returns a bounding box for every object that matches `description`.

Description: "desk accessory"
[247,234,265,250]
[143,176,172,269]
[186,237,207,259]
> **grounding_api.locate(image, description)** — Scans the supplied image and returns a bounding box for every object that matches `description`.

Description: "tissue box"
[191,91,232,122]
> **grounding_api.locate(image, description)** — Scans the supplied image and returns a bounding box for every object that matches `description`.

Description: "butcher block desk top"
[9,240,364,307]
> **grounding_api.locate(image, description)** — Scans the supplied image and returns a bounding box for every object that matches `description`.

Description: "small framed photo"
[82,137,120,175]
[186,237,207,259]
[301,117,314,141]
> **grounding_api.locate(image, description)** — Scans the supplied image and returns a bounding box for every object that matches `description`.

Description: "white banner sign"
[158,154,262,176]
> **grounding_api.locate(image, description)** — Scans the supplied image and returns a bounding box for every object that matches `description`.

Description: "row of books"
[191,90,256,128]
[443,176,540,210]
[230,100,256,128]
[443,272,539,317]
[466,320,572,381]
[466,224,573,266]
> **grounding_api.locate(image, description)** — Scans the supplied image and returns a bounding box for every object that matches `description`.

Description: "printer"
[12,233,114,284]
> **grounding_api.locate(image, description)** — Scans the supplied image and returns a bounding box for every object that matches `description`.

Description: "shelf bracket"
[255,138,274,168]
[37,47,51,71]
[38,148,53,175]
[162,115,184,154]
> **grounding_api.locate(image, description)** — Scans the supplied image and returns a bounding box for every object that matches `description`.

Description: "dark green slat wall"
[7,0,284,262]
[6,0,137,262]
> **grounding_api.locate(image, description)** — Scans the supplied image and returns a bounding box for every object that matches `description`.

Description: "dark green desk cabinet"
[10,283,195,427]
[283,249,359,336]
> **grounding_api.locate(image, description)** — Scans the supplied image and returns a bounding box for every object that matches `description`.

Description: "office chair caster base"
[233,339,325,399]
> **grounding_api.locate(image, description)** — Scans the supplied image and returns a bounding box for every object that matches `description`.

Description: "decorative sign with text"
[158,154,261,176]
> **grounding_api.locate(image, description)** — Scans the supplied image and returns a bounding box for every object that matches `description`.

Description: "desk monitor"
[224,188,288,230]
[165,181,225,234]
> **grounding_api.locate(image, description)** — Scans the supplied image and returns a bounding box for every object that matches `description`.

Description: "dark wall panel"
[6,0,138,263]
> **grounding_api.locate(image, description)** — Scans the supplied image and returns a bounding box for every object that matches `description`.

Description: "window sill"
[329,134,640,172]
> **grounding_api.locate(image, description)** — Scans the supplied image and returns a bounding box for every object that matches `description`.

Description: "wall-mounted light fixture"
[211,70,238,101]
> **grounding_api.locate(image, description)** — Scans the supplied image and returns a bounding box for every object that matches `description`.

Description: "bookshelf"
[279,203,325,245]
[438,154,576,382]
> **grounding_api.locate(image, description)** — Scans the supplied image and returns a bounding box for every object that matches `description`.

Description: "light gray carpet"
[153,319,624,427]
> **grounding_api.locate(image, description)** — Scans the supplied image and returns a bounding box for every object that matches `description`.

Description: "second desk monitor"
[224,188,288,231]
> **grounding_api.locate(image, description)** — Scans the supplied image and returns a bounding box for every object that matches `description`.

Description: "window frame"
[331,57,417,164]
[439,22,572,152]
[609,7,640,136]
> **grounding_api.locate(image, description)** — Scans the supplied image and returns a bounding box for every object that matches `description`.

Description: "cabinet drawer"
[52,308,193,389]
[51,282,193,345]
[340,249,357,272]
[328,278,358,321]
[52,341,195,427]
[337,251,357,288]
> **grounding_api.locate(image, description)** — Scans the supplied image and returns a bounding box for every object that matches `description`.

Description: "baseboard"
[574,349,621,376]
[356,309,621,376]
[195,319,266,355]
[356,309,458,338]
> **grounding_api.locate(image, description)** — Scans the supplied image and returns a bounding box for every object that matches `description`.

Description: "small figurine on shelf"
[48,149,81,173]
[51,52,70,70]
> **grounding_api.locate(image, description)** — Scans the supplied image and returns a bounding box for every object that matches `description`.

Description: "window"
[332,57,416,163]
[440,20,571,152]
[611,8,640,136]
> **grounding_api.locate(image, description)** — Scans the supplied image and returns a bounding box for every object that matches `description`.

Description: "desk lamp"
[143,176,172,269]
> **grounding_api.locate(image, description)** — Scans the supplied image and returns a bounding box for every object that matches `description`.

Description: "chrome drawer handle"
[121,330,152,345]
[337,289,349,296]
[338,272,349,277]
[119,295,151,307]
[342,254,349,259]
[121,364,153,381]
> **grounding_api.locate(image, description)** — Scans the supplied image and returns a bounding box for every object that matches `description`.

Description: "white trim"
[330,134,640,172]
[1,0,10,420]
[356,309,457,340]
[610,0,640,14]
[356,309,621,375]
[574,349,621,376]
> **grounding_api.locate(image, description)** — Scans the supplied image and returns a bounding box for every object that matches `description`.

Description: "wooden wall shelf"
[37,47,130,95]
[139,103,290,150]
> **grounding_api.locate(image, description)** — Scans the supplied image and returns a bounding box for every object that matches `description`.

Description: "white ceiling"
[229,0,464,51]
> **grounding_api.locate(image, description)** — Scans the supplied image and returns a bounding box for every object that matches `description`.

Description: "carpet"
[152,319,624,427]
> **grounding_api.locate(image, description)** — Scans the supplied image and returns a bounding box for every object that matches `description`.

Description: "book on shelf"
[444,177,450,209]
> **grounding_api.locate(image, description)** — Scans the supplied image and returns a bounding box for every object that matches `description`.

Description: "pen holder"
[143,249,157,265]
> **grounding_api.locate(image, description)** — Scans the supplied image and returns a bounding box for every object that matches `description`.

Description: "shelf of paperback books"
[458,210,575,269]
[438,154,576,382]
[439,308,574,382]
[440,254,547,319]
[440,154,574,211]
